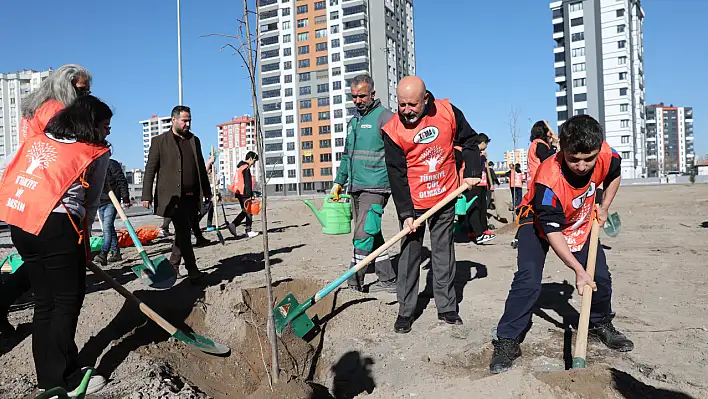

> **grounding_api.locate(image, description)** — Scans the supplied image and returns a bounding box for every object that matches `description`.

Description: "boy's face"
[563,149,600,177]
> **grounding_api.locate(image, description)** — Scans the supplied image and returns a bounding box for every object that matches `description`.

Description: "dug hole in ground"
[1,184,707,398]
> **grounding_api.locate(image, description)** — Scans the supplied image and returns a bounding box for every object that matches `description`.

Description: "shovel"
[486,162,508,224]
[86,260,230,355]
[603,212,621,237]
[108,191,176,290]
[572,208,601,368]
[275,184,470,338]
[210,146,225,245]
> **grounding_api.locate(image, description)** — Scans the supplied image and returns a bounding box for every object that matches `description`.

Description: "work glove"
[330,184,342,201]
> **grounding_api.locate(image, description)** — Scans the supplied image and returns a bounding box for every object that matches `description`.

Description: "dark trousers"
[347,192,396,287]
[0,265,31,320]
[167,196,200,273]
[496,224,613,339]
[397,202,456,318]
[511,187,523,210]
[11,213,87,390]
[465,185,488,235]
[230,194,252,232]
[198,199,215,228]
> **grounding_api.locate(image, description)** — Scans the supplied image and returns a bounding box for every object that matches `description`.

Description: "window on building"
[557,96,567,106]
[617,24,625,33]
[301,127,312,136]
[302,141,313,150]
[321,167,332,176]
[299,59,311,68]
[333,81,342,90]
[331,25,340,34]
[619,72,627,80]
[318,97,330,107]
[282,7,290,16]
[331,11,339,20]
[265,143,283,152]
[315,15,327,25]
[571,17,583,27]
[287,142,295,151]
[302,154,314,163]
[297,32,309,42]
[315,28,327,38]
[621,151,630,159]
[314,1,326,10]
[320,153,332,162]
[616,9,625,17]
[331,39,340,48]
[320,139,331,148]
[286,129,295,137]
[285,88,293,96]
[572,78,586,87]
[283,34,291,43]
[336,152,343,161]
[300,99,312,108]
[301,113,312,122]
[285,101,293,110]
[284,48,292,56]
[572,32,585,42]
[618,56,627,65]
[318,111,330,120]
[574,93,587,102]
[569,2,582,12]
[298,45,310,55]
[553,23,563,33]
[558,110,568,121]
[335,137,344,147]
[332,67,341,76]
[620,120,630,128]
[288,170,296,178]
[618,40,626,49]
[333,95,342,104]
[334,109,343,118]
[572,62,585,72]
[316,42,328,52]
[571,47,585,57]
[574,108,586,115]
[286,115,294,124]
[332,53,341,62]
[299,86,311,95]
[284,74,293,83]
[284,61,292,70]
[297,18,308,28]
[620,104,629,112]
[619,87,628,96]
[297,5,308,14]
[335,123,344,133]
[319,125,331,134]
[287,156,296,164]
[299,72,311,81]
[317,83,329,93]
[621,135,630,144]
[302,169,314,177]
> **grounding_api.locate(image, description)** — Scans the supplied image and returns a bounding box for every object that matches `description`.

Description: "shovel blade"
[603,212,621,237]
[172,329,231,355]
[131,255,177,290]
[216,230,225,245]
[274,293,314,338]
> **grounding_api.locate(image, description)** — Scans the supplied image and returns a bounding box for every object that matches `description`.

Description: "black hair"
[559,115,603,154]
[245,151,259,161]
[515,163,521,172]
[488,160,494,166]
[171,105,191,118]
[529,120,549,142]
[44,95,112,147]
[477,133,490,144]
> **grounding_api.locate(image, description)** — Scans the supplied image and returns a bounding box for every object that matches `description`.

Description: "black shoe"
[438,312,463,325]
[93,252,108,266]
[489,338,521,374]
[227,223,239,237]
[348,284,363,293]
[107,252,122,263]
[194,237,211,247]
[0,317,15,338]
[188,270,205,283]
[589,314,634,352]
[394,316,413,334]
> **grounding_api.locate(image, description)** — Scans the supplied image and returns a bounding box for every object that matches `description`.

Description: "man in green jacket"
[331,74,396,293]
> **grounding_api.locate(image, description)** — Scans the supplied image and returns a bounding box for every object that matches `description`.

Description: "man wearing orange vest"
[489,115,633,374]
[526,120,559,186]
[383,76,482,334]
[227,151,259,239]
[507,162,524,210]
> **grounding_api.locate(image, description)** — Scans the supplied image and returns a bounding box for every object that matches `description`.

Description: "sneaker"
[510,239,518,249]
[394,316,413,334]
[475,231,497,245]
[489,338,521,374]
[68,368,107,396]
[247,231,260,239]
[107,252,122,263]
[368,279,397,294]
[93,252,108,266]
[227,223,239,237]
[158,228,172,237]
[437,312,463,325]
[589,314,634,352]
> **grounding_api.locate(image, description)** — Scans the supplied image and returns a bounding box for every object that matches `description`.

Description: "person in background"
[527,120,558,186]
[0,64,92,341]
[383,76,481,334]
[331,74,397,294]
[458,133,496,245]
[486,160,500,210]
[199,154,217,232]
[94,159,131,265]
[489,115,633,374]
[504,163,524,211]
[227,151,260,239]
[142,105,211,282]
[0,95,113,394]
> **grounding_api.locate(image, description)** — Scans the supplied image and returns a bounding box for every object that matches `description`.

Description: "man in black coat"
[94,159,131,265]
[142,105,211,282]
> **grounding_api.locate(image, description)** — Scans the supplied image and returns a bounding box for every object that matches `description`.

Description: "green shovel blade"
[131,255,177,290]
[274,293,314,338]
[173,329,231,355]
[572,357,587,369]
[603,212,621,237]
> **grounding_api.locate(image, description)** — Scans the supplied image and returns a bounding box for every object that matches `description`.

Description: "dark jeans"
[98,203,119,254]
[11,212,87,390]
[198,199,214,228]
[496,224,613,339]
[167,196,200,273]
[465,185,488,235]
[511,187,523,210]
[230,194,252,232]
[0,265,31,321]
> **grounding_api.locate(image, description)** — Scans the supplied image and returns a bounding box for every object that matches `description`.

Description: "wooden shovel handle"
[86,261,177,335]
[573,218,601,362]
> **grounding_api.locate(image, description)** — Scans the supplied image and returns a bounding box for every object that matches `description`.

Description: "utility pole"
[177,0,183,104]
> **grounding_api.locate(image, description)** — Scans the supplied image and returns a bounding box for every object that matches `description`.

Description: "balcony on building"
[259,8,279,22]
[342,3,367,22]
[343,45,369,64]
[343,18,367,33]
[258,0,278,9]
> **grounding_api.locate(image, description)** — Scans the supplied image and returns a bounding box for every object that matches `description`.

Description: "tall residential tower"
[550,0,646,178]
[140,115,172,167]
[257,0,415,195]
[645,103,694,176]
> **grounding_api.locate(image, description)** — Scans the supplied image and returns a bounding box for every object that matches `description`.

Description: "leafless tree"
[200,0,280,385]
[508,107,521,165]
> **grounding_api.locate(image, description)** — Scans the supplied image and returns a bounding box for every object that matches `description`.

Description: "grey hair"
[351,74,374,91]
[21,64,92,119]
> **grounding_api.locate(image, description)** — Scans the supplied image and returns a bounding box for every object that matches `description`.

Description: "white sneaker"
[247,231,259,238]
[68,368,107,396]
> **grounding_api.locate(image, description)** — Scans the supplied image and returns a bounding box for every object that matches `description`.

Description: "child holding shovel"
[489,115,633,374]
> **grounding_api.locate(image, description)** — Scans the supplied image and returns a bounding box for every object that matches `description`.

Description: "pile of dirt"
[140,279,336,399]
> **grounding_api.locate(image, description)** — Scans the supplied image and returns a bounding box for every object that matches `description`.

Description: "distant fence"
[621,175,708,185]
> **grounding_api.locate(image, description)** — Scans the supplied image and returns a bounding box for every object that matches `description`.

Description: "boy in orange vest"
[227,151,259,238]
[489,115,633,374]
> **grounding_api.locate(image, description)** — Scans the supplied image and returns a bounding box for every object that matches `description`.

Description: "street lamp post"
[177,0,183,105]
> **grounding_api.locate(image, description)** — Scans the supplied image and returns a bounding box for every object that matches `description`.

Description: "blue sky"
[0,0,704,170]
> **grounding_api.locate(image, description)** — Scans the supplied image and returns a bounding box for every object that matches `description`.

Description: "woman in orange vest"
[508,163,524,210]
[0,95,111,395]
[0,64,92,341]
[526,120,558,187]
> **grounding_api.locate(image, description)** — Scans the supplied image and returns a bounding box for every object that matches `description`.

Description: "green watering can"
[453,195,478,234]
[302,194,352,235]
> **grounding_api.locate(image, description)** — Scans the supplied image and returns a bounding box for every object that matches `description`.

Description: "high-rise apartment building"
[645,103,694,176]
[257,0,415,196]
[0,69,52,162]
[140,115,172,166]
[217,116,260,188]
[504,149,528,172]
[550,0,646,178]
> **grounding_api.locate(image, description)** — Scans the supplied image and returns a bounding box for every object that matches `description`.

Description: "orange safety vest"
[384,99,458,209]
[520,142,613,252]
[229,163,250,195]
[0,133,109,236]
[19,100,64,145]
[510,169,523,188]
[527,138,549,189]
